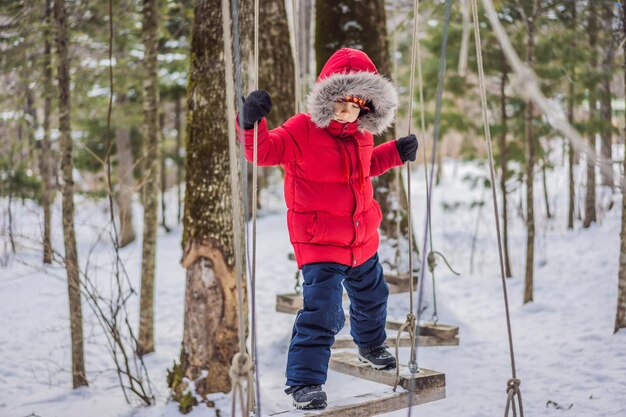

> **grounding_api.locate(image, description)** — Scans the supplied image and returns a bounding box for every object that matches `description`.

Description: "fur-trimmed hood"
[307,48,398,135]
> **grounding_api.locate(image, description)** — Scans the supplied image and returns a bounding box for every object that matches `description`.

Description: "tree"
[583,3,598,228]
[42,0,54,263]
[116,92,136,247]
[600,2,616,190]
[614,0,626,333]
[54,0,88,388]
[137,0,160,356]
[169,0,251,406]
[521,0,541,304]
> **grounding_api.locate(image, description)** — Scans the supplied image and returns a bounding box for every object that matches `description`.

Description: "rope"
[393,313,416,391]
[402,0,422,381]
[407,1,452,415]
[249,0,261,412]
[221,0,252,415]
[229,352,254,417]
[504,378,523,417]
[290,0,301,113]
[469,0,523,415]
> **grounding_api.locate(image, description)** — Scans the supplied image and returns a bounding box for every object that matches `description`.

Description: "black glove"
[241,90,272,129]
[395,134,418,162]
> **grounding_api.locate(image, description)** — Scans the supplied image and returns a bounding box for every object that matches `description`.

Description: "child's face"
[333,101,361,124]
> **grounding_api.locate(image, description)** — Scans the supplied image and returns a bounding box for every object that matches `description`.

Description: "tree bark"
[600,3,615,189]
[499,61,512,278]
[175,0,250,399]
[137,0,160,357]
[175,96,183,225]
[315,0,418,262]
[54,0,88,388]
[523,3,537,304]
[115,93,136,247]
[42,0,54,264]
[567,0,576,230]
[542,159,552,219]
[584,5,598,228]
[614,0,626,333]
[160,112,171,233]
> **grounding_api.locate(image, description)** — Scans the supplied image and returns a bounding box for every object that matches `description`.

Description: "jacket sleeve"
[370,139,404,177]
[236,114,308,166]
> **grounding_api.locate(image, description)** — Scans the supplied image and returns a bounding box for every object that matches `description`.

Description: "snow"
[1,154,625,417]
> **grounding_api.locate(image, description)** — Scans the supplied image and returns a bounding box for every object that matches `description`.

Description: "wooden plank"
[269,386,446,416]
[419,322,459,339]
[331,334,459,349]
[276,292,349,315]
[329,351,445,393]
[384,272,417,286]
[276,293,303,314]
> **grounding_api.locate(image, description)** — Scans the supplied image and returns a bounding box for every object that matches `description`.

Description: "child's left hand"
[396,134,418,162]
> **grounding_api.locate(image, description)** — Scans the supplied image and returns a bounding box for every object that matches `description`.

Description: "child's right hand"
[241,90,272,129]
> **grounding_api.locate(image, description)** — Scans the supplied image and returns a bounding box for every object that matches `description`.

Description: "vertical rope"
[290,0,301,113]
[250,0,262,413]
[469,1,523,415]
[221,0,252,416]
[407,1,452,415]
[403,0,421,381]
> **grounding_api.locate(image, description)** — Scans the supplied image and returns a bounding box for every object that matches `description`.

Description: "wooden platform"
[330,351,445,392]
[277,272,418,314]
[276,293,304,314]
[384,272,418,294]
[268,387,446,416]
[276,292,350,314]
[270,351,445,416]
[331,333,459,349]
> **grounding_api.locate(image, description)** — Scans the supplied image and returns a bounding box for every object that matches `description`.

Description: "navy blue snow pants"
[285,253,389,387]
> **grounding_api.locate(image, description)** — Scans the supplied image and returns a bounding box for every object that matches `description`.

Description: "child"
[237,48,417,410]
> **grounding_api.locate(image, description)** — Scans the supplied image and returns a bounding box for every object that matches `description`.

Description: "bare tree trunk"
[115,93,136,247]
[42,0,54,264]
[55,0,87,388]
[567,0,576,230]
[542,159,552,219]
[171,0,251,402]
[523,3,538,304]
[584,5,598,228]
[614,0,626,333]
[137,0,160,357]
[160,112,171,233]
[175,96,183,225]
[499,62,512,278]
[600,3,615,189]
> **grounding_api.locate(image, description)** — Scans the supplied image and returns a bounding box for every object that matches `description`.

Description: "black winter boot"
[285,385,327,410]
[358,344,397,370]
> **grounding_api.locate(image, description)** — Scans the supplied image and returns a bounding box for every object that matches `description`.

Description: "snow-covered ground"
[1,155,625,417]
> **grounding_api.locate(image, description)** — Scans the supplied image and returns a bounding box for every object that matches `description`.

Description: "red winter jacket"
[238,48,402,268]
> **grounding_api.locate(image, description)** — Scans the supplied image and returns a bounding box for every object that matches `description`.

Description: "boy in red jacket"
[238,48,417,410]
